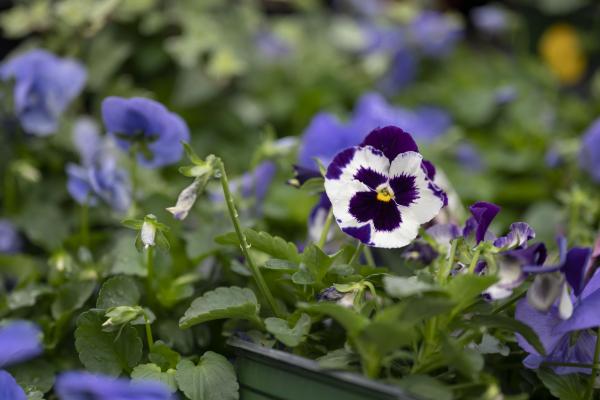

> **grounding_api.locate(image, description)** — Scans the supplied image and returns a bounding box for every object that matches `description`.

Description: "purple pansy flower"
[463,201,501,244]
[66,118,131,212]
[516,252,599,375]
[55,371,173,400]
[580,117,600,183]
[0,220,22,254]
[0,49,86,136]
[0,321,43,400]
[471,4,509,35]
[408,11,463,58]
[102,97,190,169]
[324,126,446,248]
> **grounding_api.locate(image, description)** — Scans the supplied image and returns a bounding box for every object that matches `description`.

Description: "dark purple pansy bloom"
[0,321,43,368]
[516,262,600,375]
[102,97,190,169]
[0,49,86,136]
[0,220,22,254]
[324,126,445,248]
[55,371,173,400]
[66,118,131,212]
[0,370,26,400]
[463,201,501,244]
[408,11,463,58]
[580,117,600,183]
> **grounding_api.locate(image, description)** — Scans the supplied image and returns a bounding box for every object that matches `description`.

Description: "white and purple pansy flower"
[324,126,446,248]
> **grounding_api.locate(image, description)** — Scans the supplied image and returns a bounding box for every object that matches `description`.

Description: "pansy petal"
[360,126,419,161]
[368,216,419,248]
[562,247,592,297]
[493,222,535,250]
[0,370,27,400]
[468,201,501,244]
[515,299,563,356]
[527,273,563,313]
[556,285,600,335]
[0,321,42,368]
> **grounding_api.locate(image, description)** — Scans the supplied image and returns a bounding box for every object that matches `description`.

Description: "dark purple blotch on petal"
[428,181,448,207]
[421,160,436,180]
[325,147,356,180]
[468,201,501,244]
[563,247,592,297]
[342,224,372,244]
[349,191,402,232]
[354,167,387,190]
[389,174,419,207]
[360,126,418,161]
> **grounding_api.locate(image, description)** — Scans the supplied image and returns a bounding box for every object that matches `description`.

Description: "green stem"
[145,246,155,295]
[439,239,458,283]
[349,242,364,265]
[317,208,334,249]
[363,246,376,267]
[80,202,89,248]
[586,328,600,400]
[129,147,138,214]
[467,247,482,274]
[144,314,154,348]
[216,158,283,318]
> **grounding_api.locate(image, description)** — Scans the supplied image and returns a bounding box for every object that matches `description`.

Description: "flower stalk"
[317,208,333,249]
[215,158,284,319]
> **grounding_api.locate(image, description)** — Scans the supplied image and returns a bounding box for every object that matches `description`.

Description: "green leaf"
[121,219,143,229]
[109,234,146,276]
[299,177,325,195]
[7,360,55,394]
[96,275,141,309]
[302,244,334,284]
[291,269,315,285]
[317,349,359,370]
[446,274,497,314]
[182,142,205,165]
[375,295,455,326]
[265,314,311,347]
[441,336,484,380]
[175,352,239,400]
[51,280,96,320]
[7,284,51,310]
[149,341,181,370]
[298,302,369,337]
[131,364,178,392]
[537,370,587,400]
[465,314,546,356]
[179,287,260,329]
[263,259,298,272]
[395,375,454,400]
[383,276,442,298]
[75,309,142,375]
[215,229,300,262]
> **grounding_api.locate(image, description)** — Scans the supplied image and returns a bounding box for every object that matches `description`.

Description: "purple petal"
[468,201,501,244]
[325,147,357,180]
[341,225,372,244]
[493,222,535,250]
[353,167,387,190]
[0,321,42,368]
[543,333,596,375]
[562,247,592,297]
[388,174,419,207]
[421,160,436,180]
[515,299,563,356]
[556,286,600,335]
[0,370,27,400]
[360,126,419,161]
[290,165,321,187]
[579,117,600,183]
[426,223,461,249]
[0,220,22,254]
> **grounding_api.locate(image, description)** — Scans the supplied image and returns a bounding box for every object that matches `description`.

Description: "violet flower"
[471,4,509,36]
[0,220,22,254]
[102,97,190,168]
[0,49,86,136]
[408,11,463,58]
[66,118,131,212]
[580,117,600,183]
[324,126,446,248]
[516,249,599,375]
[55,371,173,400]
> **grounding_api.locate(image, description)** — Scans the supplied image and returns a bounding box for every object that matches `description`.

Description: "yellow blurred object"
[539,24,586,85]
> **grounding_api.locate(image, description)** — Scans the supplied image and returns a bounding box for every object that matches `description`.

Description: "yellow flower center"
[376,187,394,202]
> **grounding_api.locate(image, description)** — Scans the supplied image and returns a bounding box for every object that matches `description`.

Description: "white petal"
[389,151,423,178]
[336,146,390,183]
[368,217,419,248]
[558,283,573,320]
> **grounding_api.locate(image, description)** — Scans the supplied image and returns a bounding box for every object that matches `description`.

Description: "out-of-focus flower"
[494,86,518,105]
[471,4,509,35]
[378,49,418,94]
[55,371,173,400]
[102,97,190,168]
[211,161,276,211]
[516,257,600,375]
[255,30,292,60]
[324,126,445,248]
[0,49,86,136]
[66,118,131,212]
[539,24,586,85]
[455,143,484,171]
[167,178,203,221]
[408,11,463,58]
[580,117,600,182]
[0,321,42,368]
[0,370,26,400]
[0,220,22,254]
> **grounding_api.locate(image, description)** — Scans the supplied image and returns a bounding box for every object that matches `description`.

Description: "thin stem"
[144,314,154,348]
[80,202,89,248]
[467,247,482,274]
[216,158,283,318]
[439,239,458,283]
[317,208,334,249]
[363,246,376,267]
[129,147,138,214]
[349,242,365,265]
[145,246,155,295]
[586,328,600,400]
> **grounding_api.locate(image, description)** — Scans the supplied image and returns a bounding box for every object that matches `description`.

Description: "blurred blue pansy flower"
[102,97,190,168]
[0,220,22,254]
[408,10,463,58]
[0,320,44,400]
[66,117,131,212]
[0,49,86,136]
[580,117,600,183]
[471,4,509,36]
[55,371,173,400]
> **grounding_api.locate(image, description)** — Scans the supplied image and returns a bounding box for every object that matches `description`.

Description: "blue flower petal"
[0,321,42,368]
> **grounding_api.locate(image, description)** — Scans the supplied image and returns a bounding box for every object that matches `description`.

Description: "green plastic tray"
[229,338,419,400]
